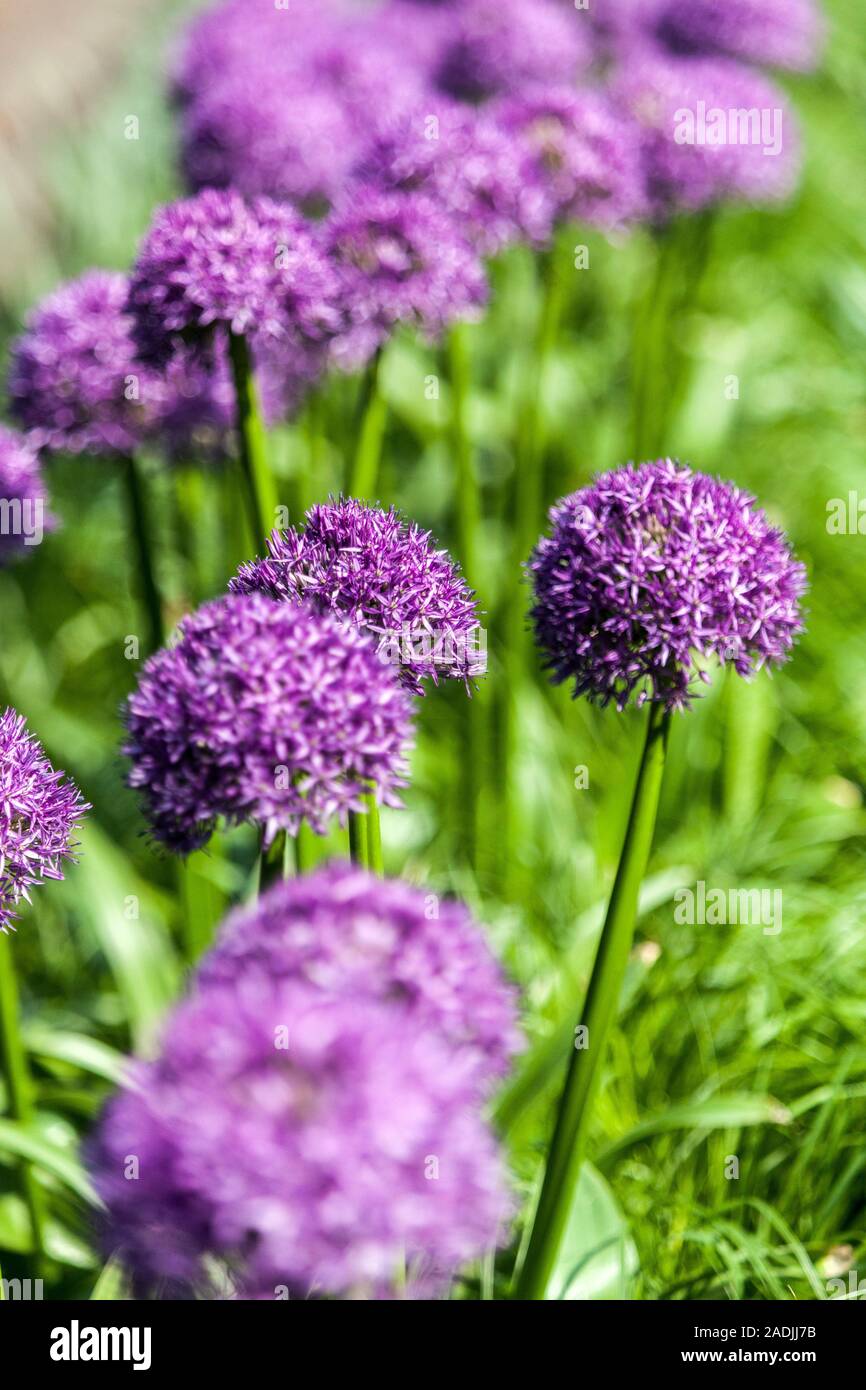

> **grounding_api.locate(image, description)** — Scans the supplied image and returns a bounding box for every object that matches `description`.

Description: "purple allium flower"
[493,86,648,237]
[149,340,237,466]
[90,975,512,1297]
[0,426,54,564]
[356,99,549,254]
[0,708,90,934]
[8,270,152,456]
[434,0,594,103]
[324,189,488,369]
[126,189,340,368]
[123,592,414,853]
[614,54,801,216]
[231,498,485,695]
[528,459,807,713]
[199,863,521,1087]
[602,0,825,73]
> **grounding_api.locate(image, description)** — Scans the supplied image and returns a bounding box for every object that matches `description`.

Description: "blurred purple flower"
[231,498,485,695]
[199,862,521,1087]
[528,458,807,712]
[0,708,90,934]
[0,426,54,564]
[324,188,488,369]
[434,0,594,102]
[357,99,549,254]
[123,592,414,852]
[127,189,340,368]
[90,974,512,1297]
[493,86,649,237]
[600,0,824,73]
[614,54,802,216]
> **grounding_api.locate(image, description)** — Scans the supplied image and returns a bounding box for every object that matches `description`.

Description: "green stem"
[257,830,292,895]
[122,454,164,654]
[348,350,387,500]
[348,810,368,868]
[0,931,47,1268]
[364,793,383,876]
[228,331,278,546]
[515,703,671,1300]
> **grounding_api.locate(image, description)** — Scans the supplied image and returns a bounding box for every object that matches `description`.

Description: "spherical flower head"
[231,498,485,695]
[434,0,593,103]
[357,99,550,255]
[614,54,801,216]
[90,976,512,1297]
[199,863,521,1088]
[324,189,488,369]
[8,270,155,456]
[149,338,237,465]
[0,427,55,565]
[608,0,825,73]
[493,86,649,238]
[127,189,340,368]
[528,459,807,712]
[123,592,414,853]
[0,708,90,934]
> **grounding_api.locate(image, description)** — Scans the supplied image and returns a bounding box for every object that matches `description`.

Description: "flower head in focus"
[528,459,807,712]
[199,863,521,1086]
[0,708,90,934]
[90,974,512,1298]
[123,592,414,852]
[231,498,485,695]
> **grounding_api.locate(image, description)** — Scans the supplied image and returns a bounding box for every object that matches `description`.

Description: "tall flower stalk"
[121,454,165,653]
[228,331,278,545]
[516,701,669,1297]
[0,931,48,1265]
[348,350,388,501]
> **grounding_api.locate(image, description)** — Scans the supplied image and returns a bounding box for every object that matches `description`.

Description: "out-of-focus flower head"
[614,54,801,217]
[493,85,649,238]
[528,459,807,712]
[598,0,825,73]
[0,708,90,934]
[199,863,521,1088]
[90,973,512,1298]
[123,592,414,852]
[324,188,488,369]
[0,426,55,564]
[127,189,341,369]
[434,0,594,103]
[356,98,550,254]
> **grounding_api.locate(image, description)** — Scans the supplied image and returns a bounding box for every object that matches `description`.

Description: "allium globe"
[528,459,807,712]
[324,189,488,369]
[199,863,521,1086]
[615,54,801,215]
[493,86,648,237]
[127,189,340,368]
[231,498,485,695]
[602,0,825,73]
[90,975,512,1297]
[0,709,90,934]
[434,0,593,103]
[123,593,414,852]
[0,427,54,565]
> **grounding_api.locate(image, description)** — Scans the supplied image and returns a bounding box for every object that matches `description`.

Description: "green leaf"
[0,1119,102,1209]
[598,1093,792,1168]
[91,1256,129,1300]
[23,1028,129,1085]
[544,1162,639,1301]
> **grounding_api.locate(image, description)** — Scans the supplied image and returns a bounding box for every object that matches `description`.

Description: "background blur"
[1,0,865,1299]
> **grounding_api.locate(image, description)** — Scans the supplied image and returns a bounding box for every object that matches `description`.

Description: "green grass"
[0,0,865,1299]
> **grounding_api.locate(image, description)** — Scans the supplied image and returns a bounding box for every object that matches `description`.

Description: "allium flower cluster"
[91,973,512,1298]
[0,427,54,565]
[123,593,414,852]
[493,87,649,237]
[0,708,90,934]
[199,863,520,1087]
[433,0,593,103]
[231,499,485,695]
[126,189,340,368]
[601,0,824,73]
[614,55,801,216]
[357,100,549,255]
[528,459,807,712]
[324,189,488,368]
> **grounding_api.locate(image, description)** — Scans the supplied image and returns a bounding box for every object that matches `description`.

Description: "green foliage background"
[0,0,864,1299]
